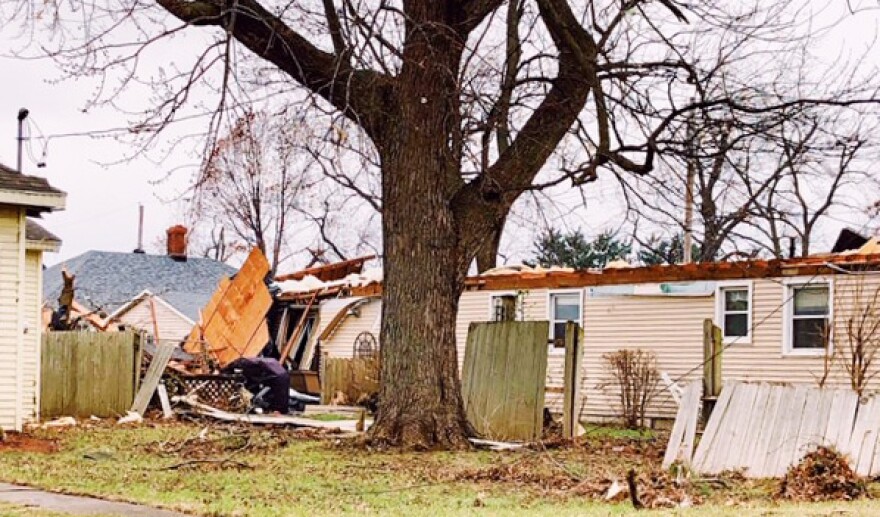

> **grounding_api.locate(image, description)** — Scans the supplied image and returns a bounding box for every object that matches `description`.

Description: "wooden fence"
[320,355,380,405]
[461,321,550,441]
[41,332,142,418]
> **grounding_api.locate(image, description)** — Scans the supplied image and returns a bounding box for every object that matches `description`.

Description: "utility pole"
[16,108,29,173]
[683,107,695,264]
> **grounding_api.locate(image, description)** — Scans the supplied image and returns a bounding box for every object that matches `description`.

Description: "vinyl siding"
[321,274,880,424]
[20,250,41,423]
[116,296,194,343]
[0,206,24,430]
[320,298,382,359]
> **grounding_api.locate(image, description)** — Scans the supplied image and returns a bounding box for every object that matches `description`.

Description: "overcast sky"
[2,2,879,269]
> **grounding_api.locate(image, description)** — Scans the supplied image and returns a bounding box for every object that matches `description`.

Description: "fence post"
[702,319,723,419]
[562,321,584,439]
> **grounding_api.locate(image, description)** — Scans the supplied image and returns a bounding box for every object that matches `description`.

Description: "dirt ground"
[0,434,59,454]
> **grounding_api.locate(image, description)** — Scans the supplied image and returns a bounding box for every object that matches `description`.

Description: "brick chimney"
[166,225,188,261]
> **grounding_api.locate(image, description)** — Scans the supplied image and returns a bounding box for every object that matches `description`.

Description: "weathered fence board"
[461,321,549,442]
[320,356,380,405]
[690,382,880,478]
[131,342,177,415]
[662,380,702,468]
[41,332,141,418]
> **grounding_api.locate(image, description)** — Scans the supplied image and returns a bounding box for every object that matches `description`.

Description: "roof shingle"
[42,251,237,321]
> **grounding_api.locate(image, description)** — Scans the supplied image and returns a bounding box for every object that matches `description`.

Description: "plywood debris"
[690,382,880,478]
[183,248,273,368]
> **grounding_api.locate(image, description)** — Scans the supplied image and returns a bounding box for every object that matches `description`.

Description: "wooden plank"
[130,342,176,415]
[460,321,549,441]
[749,383,785,477]
[283,292,316,363]
[157,382,173,419]
[692,381,737,472]
[562,322,584,439]
[721,382,759,472]
[663,380,702,468]
[853,396,880,476]
[792,387,822,463]
[773,385,809,477]
[827,389,859,458]
[733,383,770,470]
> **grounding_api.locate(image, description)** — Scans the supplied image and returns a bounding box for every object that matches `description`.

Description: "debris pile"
[777,446,867,502]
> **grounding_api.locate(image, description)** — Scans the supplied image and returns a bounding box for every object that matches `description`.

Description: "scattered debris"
[83,449,114,461]
[777,446,867,502]
[173,396,365,432]
[42,416,76,428]
[605,480,624,500]
[117,411,144,425]
[468,438,526,451]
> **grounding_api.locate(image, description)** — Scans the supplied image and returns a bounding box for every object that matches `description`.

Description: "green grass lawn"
[0,422,878,516]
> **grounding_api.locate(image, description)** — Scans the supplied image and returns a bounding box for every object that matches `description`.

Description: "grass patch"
[0,422,878,516]
[581,423,655,441]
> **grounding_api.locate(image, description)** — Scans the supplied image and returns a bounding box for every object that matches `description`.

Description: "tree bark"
[367,5,473,448]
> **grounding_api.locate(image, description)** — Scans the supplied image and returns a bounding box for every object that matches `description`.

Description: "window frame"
[782,277,834,357]
[487,291,524,322]
[546,289,584,354]
[714,280,753,345]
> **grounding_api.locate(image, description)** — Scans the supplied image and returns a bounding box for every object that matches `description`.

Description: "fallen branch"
[627,469,643,509]
[161,458,253,470]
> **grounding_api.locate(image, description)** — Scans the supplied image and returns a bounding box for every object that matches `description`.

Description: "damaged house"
[42,226,236,342]
[315,239,880,426]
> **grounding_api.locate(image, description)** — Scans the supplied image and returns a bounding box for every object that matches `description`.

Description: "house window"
[786,283,831,353]
[550,292,581,348]
[718,285,751,342]
[491,294,518,322]
[489,292,524,322]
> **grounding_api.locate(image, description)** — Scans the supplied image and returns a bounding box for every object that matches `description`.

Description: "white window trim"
[782,276,834,357]
[714,280,753,345]
[486,291,523,322]
[546,289,584,355]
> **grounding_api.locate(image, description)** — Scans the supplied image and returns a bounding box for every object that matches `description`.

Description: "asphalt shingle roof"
[42,251,237,321]
[26,219,60,243]
[0,163,63,195]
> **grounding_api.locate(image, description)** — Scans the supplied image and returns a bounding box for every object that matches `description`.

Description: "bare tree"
[8,0,880,448]
[834,276,880,396]
[192,111,313,273]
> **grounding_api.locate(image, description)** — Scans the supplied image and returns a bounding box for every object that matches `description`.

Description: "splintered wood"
[461,321,549,442]
[691,382,880,478]
[183,248,273,367]
[662,380,702,469]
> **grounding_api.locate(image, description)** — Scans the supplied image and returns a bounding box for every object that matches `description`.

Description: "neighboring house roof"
[0,163,66,214]
[43,251,237,321]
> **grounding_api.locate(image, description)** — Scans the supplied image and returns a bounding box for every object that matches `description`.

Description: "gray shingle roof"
[26,219,60,243]
[0,163,63,195]
[42,251,237,321]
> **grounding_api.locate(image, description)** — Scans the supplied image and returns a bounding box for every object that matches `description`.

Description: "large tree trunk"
[367,6,473,448]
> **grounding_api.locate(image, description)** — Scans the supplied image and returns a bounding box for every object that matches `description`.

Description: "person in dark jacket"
[224,357,290,414]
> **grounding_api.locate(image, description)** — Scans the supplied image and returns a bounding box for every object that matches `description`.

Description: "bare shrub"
[602,349,661,429]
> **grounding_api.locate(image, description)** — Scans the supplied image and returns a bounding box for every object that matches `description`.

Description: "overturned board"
[183,248,272,367]
[662,380,702,468]
[691,382,874,478]
[174,397,369,432]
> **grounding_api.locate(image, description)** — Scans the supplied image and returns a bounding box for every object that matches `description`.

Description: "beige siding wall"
[0,206,24,430]
[116,297,195,343]
[320,298,382,359]
[321,274,880,424]
[20,250,41,423]
[582,293,712,421]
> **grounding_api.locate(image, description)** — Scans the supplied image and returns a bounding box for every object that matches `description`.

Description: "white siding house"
[0,165,65,431]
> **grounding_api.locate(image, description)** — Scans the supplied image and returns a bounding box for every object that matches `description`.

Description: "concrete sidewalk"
[0,483,186,516]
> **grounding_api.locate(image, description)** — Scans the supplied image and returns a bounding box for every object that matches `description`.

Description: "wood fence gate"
[41,332,142,418]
